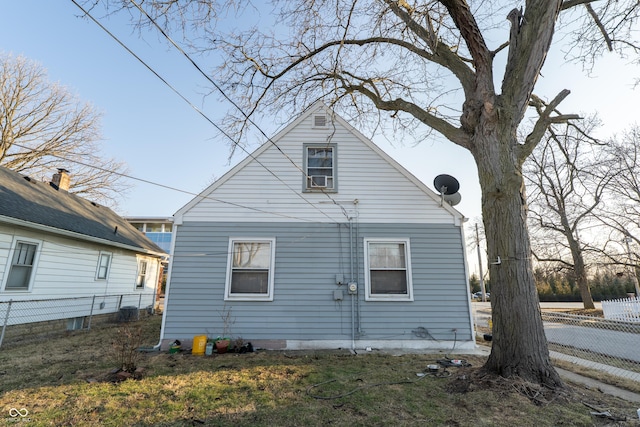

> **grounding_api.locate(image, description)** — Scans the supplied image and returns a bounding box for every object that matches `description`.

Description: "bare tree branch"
[525,117,615,308]
[585,3,613,51]
[0,53,130,207]
[521,89,580,163]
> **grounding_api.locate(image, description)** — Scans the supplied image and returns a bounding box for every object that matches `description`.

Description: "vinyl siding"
[163,221,472,344]
[180,112,456,224]
[0,223,159,302]
[0,232,10,281]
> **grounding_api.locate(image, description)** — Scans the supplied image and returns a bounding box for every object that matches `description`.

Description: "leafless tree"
[93,0,640,387]
[596,128,640,295]
[525,118,616,309]
[604,128,640,240]
[0,53,130,207]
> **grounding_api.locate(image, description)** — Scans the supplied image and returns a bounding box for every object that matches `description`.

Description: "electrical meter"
[347,282,357,294]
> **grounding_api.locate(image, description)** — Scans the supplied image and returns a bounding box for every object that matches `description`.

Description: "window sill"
[365,296,414,302]
[225,295,273,302]
[303,188,337,193]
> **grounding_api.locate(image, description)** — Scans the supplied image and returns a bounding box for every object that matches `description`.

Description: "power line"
[0,226,348,258]
[127,0,350,219]
[69,0,346,223]
[10,142,316,222]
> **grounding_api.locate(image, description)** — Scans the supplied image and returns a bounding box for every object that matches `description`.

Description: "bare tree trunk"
[570,240,595,309]
[474,131,563,387]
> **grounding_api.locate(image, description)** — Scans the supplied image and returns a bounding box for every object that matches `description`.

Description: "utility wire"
[69,0,345,224]
[10,142,314,222]
[127,0,351,220]
[0,233,338,258]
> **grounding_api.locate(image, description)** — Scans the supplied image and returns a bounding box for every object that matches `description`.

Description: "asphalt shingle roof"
[0,167,165,255]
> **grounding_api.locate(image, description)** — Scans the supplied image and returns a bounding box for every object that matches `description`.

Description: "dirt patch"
[568,308,604,317]
[445,367,635,425]
[445,367,557,401]
[544,308,604,317]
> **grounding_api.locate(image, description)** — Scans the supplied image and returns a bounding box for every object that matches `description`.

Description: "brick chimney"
[51,168,71,191]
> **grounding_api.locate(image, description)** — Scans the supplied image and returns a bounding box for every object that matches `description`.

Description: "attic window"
[304,144,337,191]
[313,114,328,128]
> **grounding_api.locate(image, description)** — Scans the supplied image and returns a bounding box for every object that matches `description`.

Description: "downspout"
[149,219,179,351]
[459,217,475,344]
[349,215,355,351]
[349,199,361,350]
[354,200,362,335]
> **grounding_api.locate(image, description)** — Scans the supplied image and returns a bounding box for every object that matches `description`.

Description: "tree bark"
[472,126,563,387]
[568,232,595,309]
[574,258,595,309]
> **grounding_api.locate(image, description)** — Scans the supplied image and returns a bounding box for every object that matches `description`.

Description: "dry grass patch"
[1,316,639,426]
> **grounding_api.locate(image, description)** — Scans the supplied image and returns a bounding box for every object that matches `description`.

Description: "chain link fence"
[474,306,640,383]
[542,311,640,382]
[0,293,157,349]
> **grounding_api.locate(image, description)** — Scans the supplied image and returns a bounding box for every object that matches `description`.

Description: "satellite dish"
[433,174,460,195]
[443,192,462,206]
[433,174,462,206]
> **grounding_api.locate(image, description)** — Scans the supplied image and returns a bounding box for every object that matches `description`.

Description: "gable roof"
[175,102,464,221]
[0,166,165,256]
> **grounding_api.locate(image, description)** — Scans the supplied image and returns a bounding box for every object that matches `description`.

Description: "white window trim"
[1,236,42,293]
[224,237,276,301]
[95,251,112,281]
[364,238,414,302]
[303,143,337,192]
[135,258,149,290]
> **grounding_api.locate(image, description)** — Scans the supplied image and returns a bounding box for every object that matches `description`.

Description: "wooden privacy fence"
[602,297,640,323]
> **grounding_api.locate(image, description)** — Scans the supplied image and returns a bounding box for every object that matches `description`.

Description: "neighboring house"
[0,167,166,325]
[162,103,475,352]
[125,216,173,302]
[125,217,174,254]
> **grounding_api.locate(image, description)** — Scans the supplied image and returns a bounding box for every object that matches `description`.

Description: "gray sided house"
[0,166,165,325]
[162,103,475,352]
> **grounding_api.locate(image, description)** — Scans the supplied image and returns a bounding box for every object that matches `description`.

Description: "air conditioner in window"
[310,175,327,188]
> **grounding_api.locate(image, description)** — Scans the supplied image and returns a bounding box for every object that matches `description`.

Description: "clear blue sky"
[1,1,638,230]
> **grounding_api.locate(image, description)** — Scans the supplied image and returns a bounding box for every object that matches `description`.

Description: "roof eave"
[0,215,166,258]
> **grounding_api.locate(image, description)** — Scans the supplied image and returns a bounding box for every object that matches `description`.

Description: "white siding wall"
[0,232,10,282]
[181,111,456,224]
[0,223,159,302]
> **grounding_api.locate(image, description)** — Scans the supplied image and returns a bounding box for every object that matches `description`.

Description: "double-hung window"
[364,238,413,301]
[225,238,275,301]
[4,240,39,291]
[135,260,148,289]
[96,252,112,280]
[304,144,336,191]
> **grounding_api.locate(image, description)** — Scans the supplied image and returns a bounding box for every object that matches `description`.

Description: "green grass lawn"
[0,315,638,426]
